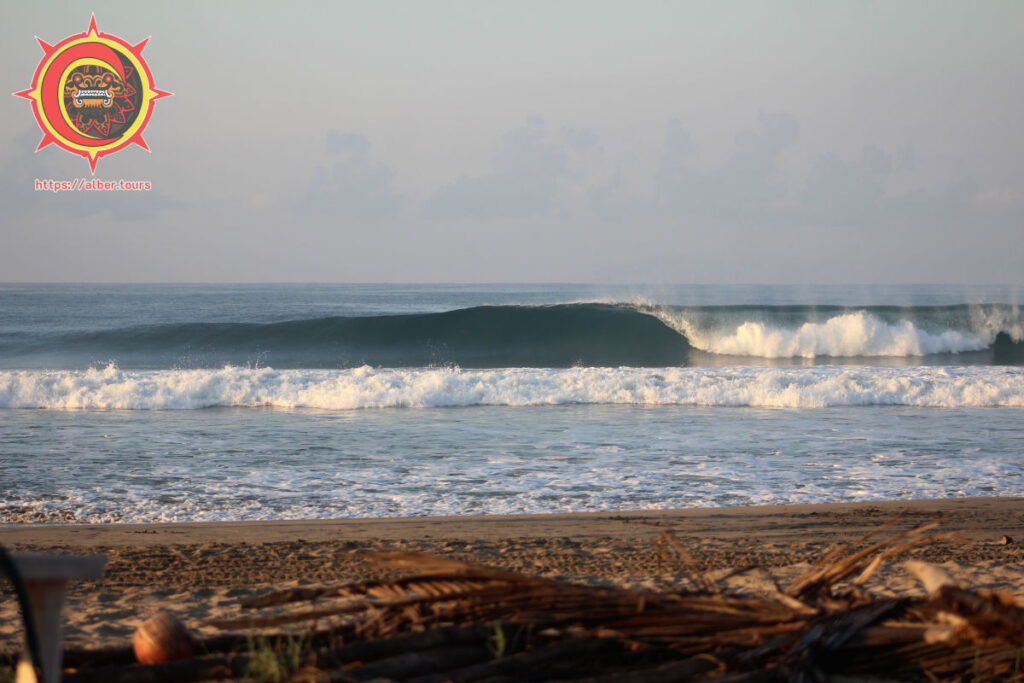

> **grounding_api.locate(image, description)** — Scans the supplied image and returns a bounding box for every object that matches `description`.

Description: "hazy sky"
[2,1,1022,283]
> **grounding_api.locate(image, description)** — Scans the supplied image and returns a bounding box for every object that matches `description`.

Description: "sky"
[1,1,1022,283]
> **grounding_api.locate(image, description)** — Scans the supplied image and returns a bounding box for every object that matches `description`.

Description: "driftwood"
[62,654,237,683]
[61,626,494,683]
[406,637,620,683]
[339,644,492,681]
[45,520,1024,681]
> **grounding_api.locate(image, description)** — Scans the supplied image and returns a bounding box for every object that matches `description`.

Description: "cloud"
[561,125,600,150]
[662,118,698,160]
[423,117,567,220]
[588,170,649,223]
[655,111,798,221]
[602,110,991,241]
[797,145,983,230]
[303,131,404,220]
[798,145,893,223]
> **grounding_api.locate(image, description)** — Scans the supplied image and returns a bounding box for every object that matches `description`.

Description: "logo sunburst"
[14,15,172,173]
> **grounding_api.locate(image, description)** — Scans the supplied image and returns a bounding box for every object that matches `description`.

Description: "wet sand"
[3,497,1024,655]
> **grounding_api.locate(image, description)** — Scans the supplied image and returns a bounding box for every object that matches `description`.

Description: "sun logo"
[14,15,171,173]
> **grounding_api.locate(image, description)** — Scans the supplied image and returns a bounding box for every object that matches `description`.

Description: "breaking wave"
[1,303,1021,369]
[2,364,1023,410]
[657,310,992,358]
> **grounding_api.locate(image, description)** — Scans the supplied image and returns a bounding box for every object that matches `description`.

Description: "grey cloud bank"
[0,1,1021,283]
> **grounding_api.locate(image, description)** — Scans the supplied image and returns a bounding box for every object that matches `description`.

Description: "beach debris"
[132,611,196,665]
[39,519,1024,682]
[906,559,957,596]
[1001,534,1014,545]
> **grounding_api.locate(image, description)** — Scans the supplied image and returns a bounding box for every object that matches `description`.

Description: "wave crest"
[658,311,991,358]
[2,364,1022,410]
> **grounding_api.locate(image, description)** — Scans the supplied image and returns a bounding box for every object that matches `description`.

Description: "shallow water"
[3,404,1022,522]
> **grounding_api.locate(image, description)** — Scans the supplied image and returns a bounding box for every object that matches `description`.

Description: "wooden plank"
[2,553,106,581]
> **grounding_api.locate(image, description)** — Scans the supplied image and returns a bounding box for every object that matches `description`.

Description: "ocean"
[1,283,1022,524]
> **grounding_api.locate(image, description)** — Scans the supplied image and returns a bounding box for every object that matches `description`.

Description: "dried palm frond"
[54,518,1024,682]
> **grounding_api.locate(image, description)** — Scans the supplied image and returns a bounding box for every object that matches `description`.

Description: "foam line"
[2,364,1022,410]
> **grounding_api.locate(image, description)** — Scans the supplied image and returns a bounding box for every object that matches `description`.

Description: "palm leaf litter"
[51,519,1024,681]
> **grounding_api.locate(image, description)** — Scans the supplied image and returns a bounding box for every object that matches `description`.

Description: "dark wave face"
[2,304,690,369]
[2,303,1022,369]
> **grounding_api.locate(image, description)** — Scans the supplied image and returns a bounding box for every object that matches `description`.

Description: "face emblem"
[62,65,134,136]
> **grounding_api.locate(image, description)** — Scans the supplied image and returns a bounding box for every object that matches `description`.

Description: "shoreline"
[3,496,1023,547]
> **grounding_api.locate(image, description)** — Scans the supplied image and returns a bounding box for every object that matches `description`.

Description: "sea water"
[1,283,1022,523]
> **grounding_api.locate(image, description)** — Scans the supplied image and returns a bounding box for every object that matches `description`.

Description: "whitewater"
[660,310,990,357]
[1,283,1023,523]
[2,364,1023,410]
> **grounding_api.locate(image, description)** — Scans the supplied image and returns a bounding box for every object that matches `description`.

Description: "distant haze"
[1,1,1021,283]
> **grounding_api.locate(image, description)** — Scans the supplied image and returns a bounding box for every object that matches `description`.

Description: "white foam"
[968,303,1024,343]
[1,363,1022,410]
[656,311,992,358]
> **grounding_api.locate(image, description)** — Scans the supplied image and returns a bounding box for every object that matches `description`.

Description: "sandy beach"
[4,496,1024,659]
